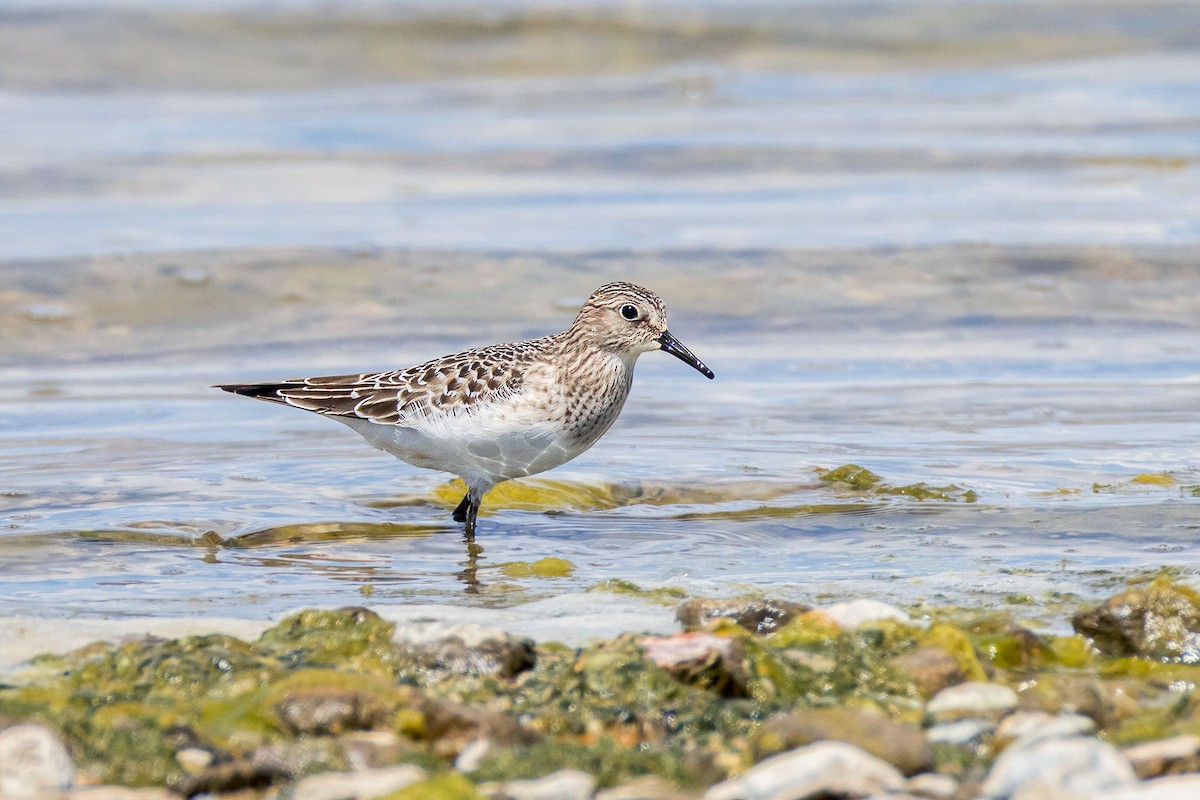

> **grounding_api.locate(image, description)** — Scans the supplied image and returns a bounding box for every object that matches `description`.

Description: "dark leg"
[452,493,471,523]
[462,492,482,541]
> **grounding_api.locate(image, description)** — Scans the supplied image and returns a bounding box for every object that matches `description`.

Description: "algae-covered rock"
[754,707,933,776]
[259,607,398,673]
[397,634,536,680]
[270,669,407,735]
[416,697,540,759]
[676,598,809,635]
[889,646,967,700]
[1072,577,1200,663]
[640,633,750,699]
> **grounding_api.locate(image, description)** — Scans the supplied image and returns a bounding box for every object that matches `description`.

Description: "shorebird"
[217,282,714,539]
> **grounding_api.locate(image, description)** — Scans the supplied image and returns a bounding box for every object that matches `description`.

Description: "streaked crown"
[569,282,668,355]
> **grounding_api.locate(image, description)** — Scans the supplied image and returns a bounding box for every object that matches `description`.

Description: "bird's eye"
[620,304,639,321]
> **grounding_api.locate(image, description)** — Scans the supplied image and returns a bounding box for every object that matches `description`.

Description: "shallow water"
[1,0,1199,633]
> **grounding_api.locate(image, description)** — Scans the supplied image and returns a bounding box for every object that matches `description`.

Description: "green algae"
[587,579,688,604]
[816,464,977,502]
[498,558,576,579]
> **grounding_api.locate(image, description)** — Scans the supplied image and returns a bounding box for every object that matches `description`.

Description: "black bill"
[657,330,715,379]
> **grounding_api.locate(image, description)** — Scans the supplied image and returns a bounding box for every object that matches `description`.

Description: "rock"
[1098,774,1200,799]
[339,731,418,770]
[1014,674,1142,730]
[68,789,182,800]
[676,598,810,635]
[821,599,913,629]
[0,723,75,797]
[905,772,958,800]
[594,775,696,799]
[640,632,749,698]
[479,769,597,800]
[418,697,540,759]
[1072,577,1200,662]
[175,747,215,776]
[393,624,536,678]
[755,707,933,775]
[1122,734,1200,780]
[291,764,425,800]
[994,712,1096,750]
[926,719,992,746]
[980,735,1136,800]
[274,686,394,736]
[890,646,967,699]
[703,741,905,800]
[926,682,1019,723]
[453,738,492,772]
[172,757,286,797]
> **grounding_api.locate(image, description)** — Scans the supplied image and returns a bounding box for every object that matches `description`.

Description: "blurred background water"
[1,0,1198,628]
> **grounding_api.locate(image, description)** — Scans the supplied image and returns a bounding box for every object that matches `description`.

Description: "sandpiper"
[217,282,714,538]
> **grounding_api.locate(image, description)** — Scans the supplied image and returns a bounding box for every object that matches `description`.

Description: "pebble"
[704,741,905,800]
[339,731,418,771]
[1122,734,1200,780]
[890,646,967,699]
[479,768,597,800]
[0,723,75,797]
[821,599,913,629]
[594,774,696,799]
[980,735,1137,800]
[290,764,426,800]
[994,712,1096,750]
[640,632,748,698]
[68,789,182,800]
[1098,774,1200,800]
[905,772,959,800]
[926,719,992,746]
[926,682,1019,723]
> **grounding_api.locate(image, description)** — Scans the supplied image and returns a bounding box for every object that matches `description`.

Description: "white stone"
[291,764,426,800]
[703,741,905,800]
[926,719,992,746]
[821,599,912,630]
[994,712,1095,749]
[981,735,1136,800]
[905,772,958,800]
[0,724,75,798]
[455,738,493,772]
[926,682,1019,723]
[68,789,181,800]
[481,769,598,800]
[1098,774,1200,800]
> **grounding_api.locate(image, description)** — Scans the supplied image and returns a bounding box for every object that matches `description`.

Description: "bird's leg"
[460,486,486,541]
[452,493,471,523]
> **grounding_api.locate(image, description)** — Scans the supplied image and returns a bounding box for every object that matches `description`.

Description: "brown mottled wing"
[217,341,539,425]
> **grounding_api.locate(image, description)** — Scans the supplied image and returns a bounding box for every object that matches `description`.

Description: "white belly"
[335,414,585,488]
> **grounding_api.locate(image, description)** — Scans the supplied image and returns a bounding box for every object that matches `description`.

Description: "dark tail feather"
[214,383,289,402]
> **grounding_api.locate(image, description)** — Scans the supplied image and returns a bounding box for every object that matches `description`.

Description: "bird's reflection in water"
[457,538,485,594]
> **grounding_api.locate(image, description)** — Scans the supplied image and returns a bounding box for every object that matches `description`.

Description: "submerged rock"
[754,707,933,776]
[980,735,1136,799]
[1072,577,1200,662]
[676,598,809,635]
[0,723,75,797]
[704,741,905,800]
